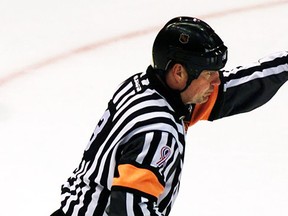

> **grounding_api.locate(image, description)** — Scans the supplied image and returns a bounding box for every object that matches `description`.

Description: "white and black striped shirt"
[61,66,188,216]
[58,51,288,216]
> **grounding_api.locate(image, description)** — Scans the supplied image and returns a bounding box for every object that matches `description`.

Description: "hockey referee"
[51,17,288,216]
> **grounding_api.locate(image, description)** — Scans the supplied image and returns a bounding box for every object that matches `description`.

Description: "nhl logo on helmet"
[179,33,189,44]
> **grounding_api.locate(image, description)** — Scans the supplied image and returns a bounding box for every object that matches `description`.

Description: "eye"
[206,71,218,78]
[205,71,212,78]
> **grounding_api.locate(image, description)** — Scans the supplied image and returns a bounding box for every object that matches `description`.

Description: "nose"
[210,72,221,86]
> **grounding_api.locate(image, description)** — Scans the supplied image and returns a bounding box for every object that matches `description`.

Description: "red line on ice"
[0,0,287,87]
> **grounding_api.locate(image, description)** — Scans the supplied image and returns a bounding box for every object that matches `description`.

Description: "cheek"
[192,82,210,94]
[181,79,208,99]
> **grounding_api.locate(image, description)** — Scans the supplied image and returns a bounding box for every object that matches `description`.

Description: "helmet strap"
[179,68,199,93]
[180,74,193,92]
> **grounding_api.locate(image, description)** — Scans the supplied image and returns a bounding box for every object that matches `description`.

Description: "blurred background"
[0,0,287,215]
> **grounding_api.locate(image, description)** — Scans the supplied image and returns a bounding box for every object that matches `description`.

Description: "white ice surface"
[0,0,288,215]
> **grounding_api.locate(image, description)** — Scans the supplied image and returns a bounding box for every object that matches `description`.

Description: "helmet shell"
[152,17,227,78]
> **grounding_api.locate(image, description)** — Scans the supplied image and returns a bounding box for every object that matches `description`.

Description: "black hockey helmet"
[152,16,227,82]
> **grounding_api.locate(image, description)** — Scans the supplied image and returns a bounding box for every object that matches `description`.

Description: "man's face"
[180,70,221,104]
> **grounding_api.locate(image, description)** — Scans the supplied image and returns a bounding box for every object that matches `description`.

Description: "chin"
[197,97,209,104]
[188,96,209,104]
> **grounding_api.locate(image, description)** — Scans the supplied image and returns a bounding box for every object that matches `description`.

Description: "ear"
[166,63,187,90]
[172,64,187,83]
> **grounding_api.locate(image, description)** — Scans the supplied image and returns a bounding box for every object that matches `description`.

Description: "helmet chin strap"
[179,69,199,93]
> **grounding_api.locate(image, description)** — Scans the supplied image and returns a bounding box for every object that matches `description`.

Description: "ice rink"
[0,0,288,215]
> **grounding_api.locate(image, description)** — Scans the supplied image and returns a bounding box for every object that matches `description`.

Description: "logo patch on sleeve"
[156,146,171,167]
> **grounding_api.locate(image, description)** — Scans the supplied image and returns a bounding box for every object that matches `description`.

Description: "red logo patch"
[156,146,171,167]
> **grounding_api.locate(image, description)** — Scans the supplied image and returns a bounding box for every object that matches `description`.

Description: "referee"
[51,16,288,216]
